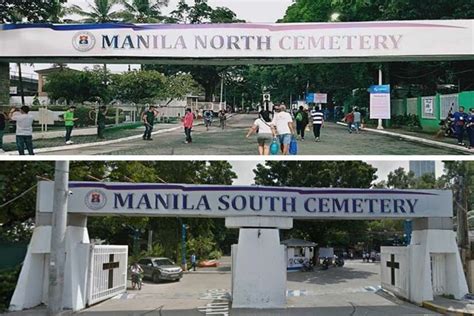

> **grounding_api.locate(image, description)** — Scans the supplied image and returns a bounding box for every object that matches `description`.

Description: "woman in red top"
[183,108,194,144]
[344,111,355,133]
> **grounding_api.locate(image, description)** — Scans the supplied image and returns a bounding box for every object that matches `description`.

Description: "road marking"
[198,289,230,315]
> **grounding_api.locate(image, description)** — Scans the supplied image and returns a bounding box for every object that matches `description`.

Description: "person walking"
[344,110,355,133]
[203,109,213,131]
[467,108,474,150]
[0,110,6,153]
[353,107,362,133]
[97,106,107,139]
[271,104,294,155]
[191,253,197,271]
[64,105,78,144]
[246,110,275,155]
[142,105,159,141]
[295,106,309,140]
[310,106,324,142]
[218,110,227,130]
[183,108,194,144]
[453,106,468,146]
[9,106,34,155]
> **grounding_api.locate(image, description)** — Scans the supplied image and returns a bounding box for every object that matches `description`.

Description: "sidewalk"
[336,122,473,154]
[2,126,101,144]
[423,296,474,315]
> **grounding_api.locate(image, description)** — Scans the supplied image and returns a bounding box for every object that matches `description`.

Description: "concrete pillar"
[0,62,10,106]
[226,216,292,309]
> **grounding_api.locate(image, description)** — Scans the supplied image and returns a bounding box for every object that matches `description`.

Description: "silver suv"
[138,257,183,283]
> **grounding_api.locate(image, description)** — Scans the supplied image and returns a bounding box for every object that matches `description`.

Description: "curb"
[422,300,474,316]
[1,113,236,156]
[335,122,473,154]
[1,125,182,155]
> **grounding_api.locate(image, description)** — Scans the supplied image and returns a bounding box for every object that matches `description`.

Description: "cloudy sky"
[230,160,445,185]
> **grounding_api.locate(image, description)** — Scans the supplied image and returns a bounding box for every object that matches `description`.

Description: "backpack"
[296,112,303,122]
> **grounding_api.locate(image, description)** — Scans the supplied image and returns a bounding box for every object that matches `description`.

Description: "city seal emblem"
[85,190,107,210]
[72,31,96,52]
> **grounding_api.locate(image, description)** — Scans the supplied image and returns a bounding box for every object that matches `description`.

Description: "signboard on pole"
[369,85,391,119]
[306,93,327,104]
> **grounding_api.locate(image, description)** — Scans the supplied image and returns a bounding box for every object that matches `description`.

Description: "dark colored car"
[138,257,183,283]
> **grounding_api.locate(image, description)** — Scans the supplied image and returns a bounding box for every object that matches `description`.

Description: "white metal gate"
[87,245,128,305]
[431,254,447,295]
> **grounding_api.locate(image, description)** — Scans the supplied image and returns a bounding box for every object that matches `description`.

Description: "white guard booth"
[9,181,466,311]
[281,238,317,271]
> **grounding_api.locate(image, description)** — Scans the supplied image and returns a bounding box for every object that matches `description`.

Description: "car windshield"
[154,259,174,266]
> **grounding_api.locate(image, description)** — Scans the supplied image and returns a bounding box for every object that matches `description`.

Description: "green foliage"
[0,0,67,23]
[69,0,122,23]
[0,266,20,312]
[43,68,110,105]
[118,0,168,23]
[390,114,422,130]
[186,236,217,260]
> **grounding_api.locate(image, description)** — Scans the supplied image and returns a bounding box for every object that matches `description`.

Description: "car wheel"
[152,273,160,283]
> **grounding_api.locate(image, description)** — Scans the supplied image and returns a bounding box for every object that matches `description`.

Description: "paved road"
[71,261,437,316]
[40,114,458,155]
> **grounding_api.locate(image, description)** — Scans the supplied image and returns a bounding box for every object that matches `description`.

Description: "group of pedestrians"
[246,104,327,155]
[452,106,474,149]
[343,107,362,133]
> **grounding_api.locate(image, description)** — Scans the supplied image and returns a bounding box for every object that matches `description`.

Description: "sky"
[230,161,445,185]
[13,0,293,77]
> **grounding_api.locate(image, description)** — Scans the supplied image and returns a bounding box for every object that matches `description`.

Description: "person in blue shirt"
[453,106,469,146]
[191,253,197,271]
[467,108,474,150]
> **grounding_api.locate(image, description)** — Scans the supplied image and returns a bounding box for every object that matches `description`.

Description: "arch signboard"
[36,181,452,219]
[1,20,474,64]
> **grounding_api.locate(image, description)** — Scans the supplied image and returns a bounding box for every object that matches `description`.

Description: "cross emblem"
[103,254,120,289]
[386,254,400,286]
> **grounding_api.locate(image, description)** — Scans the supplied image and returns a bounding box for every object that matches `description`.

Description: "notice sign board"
[306,93,327,104]
[369,85,391,119]
[36,181,453,219]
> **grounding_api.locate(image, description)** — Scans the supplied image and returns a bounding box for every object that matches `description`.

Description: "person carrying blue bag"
[271,104,295,155]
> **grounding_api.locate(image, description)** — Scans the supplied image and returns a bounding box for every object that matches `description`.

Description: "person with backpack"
[246,110,276,155]
[203,109,213,131]
[295,106,309,140]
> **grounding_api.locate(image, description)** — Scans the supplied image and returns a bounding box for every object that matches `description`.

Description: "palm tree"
[119,0,169,23]
[69,0,122,23]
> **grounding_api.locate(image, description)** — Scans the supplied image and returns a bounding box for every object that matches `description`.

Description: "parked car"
[138,257,183,283]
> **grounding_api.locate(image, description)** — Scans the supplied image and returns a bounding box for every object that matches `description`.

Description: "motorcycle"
[439,118,456,138]
[321,257,330,270]
[131,272,143,290]
[301,261,314,272]
[334,257,345,267]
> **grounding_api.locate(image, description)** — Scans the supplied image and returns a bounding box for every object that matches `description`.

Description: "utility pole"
[181,223,187,271]
[377,66,384,130]
[456,176,469,253]
[48,161,69,316]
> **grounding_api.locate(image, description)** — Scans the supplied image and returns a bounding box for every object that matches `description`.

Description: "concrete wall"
[0,62,9,106]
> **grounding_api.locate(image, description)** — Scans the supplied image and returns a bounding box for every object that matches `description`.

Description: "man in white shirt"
[271,104,295,155]
[9,106,34,155]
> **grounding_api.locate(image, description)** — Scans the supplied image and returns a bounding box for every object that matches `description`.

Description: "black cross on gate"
[386,254,400,286]
[103,254,120,289]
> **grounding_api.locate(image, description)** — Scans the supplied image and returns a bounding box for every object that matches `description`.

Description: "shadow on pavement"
[287,266,378,285]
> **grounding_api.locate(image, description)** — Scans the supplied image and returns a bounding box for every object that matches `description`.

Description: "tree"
[110,70,166,104]
[0,0,67,23]
[43,67,110,104]
[118,0,169,23]
[151,0,244,101]
[69,0,122,23]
